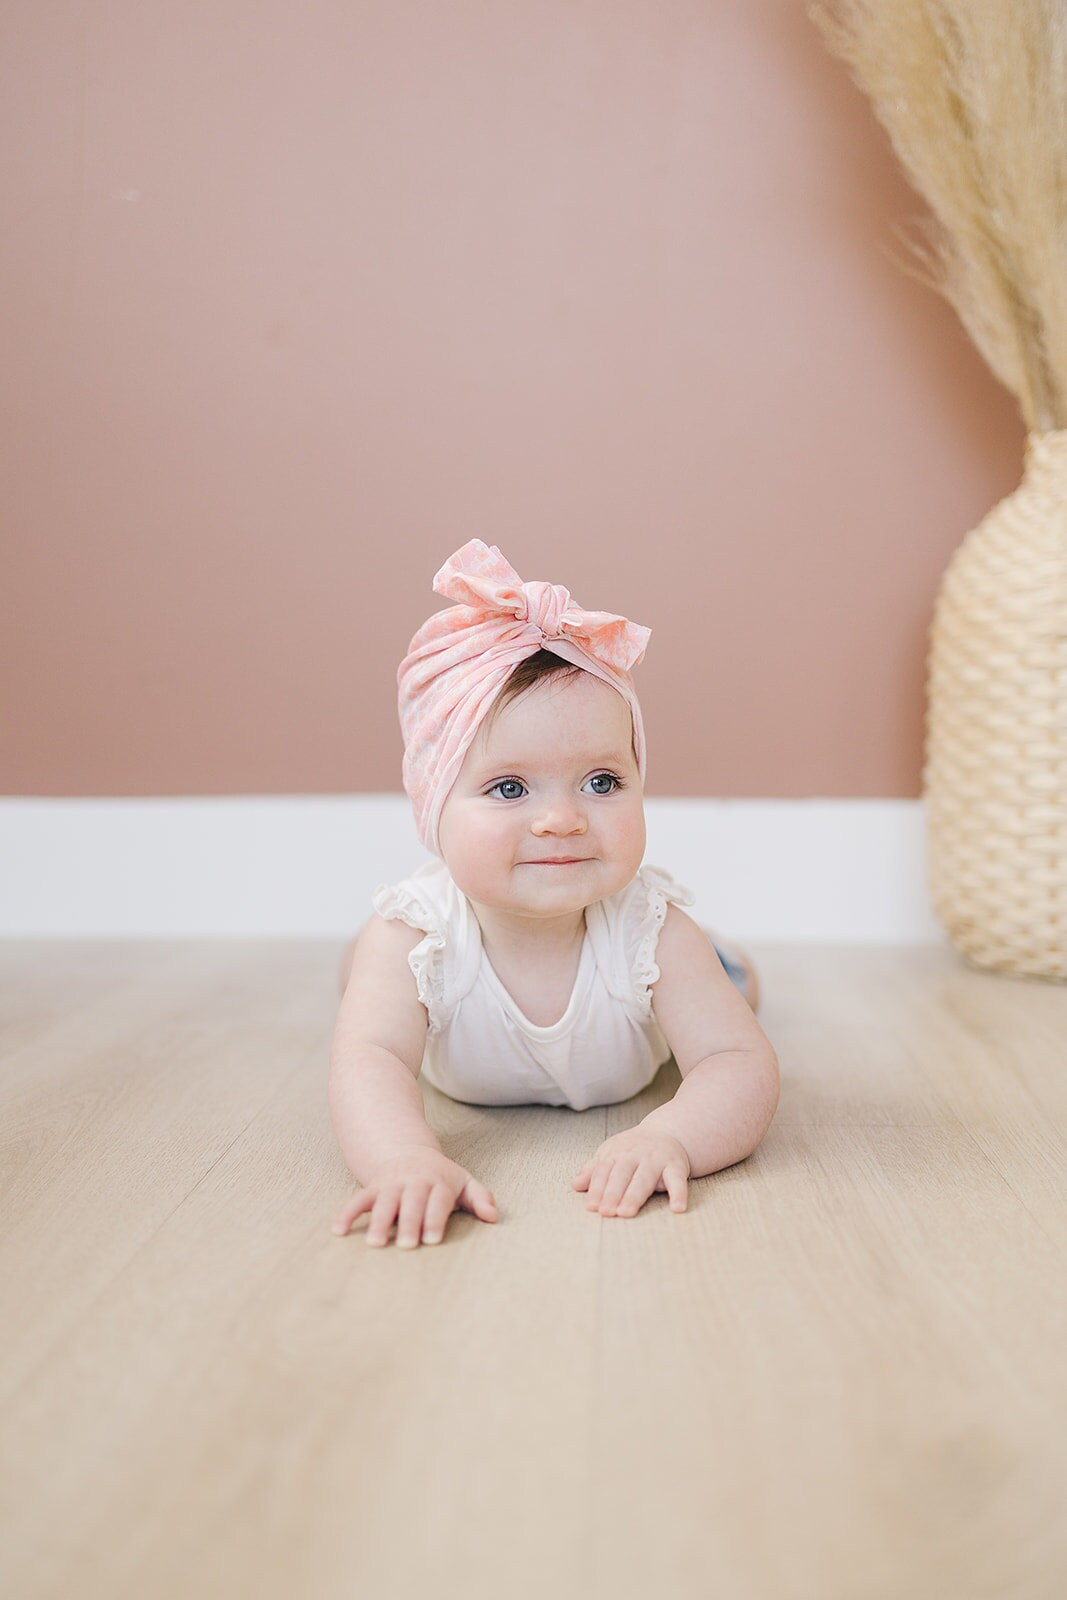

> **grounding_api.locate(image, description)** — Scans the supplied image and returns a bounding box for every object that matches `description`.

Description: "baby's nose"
[532,796,587,835]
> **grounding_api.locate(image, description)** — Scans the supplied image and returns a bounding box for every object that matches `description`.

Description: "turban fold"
[398,539,650,853]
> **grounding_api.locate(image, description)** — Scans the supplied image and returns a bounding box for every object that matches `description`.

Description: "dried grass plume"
[813,1,1067,431]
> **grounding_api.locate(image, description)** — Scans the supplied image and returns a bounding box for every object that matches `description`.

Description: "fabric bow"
[432,541,650,672]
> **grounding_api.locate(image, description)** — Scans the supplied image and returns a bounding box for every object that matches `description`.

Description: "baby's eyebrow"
[574,751,632,769]
[477,751,631,776]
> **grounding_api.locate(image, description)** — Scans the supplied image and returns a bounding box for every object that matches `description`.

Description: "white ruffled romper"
[372,860,696,1111]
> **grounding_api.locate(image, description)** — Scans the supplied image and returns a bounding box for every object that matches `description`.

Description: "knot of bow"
[432,540,649,672]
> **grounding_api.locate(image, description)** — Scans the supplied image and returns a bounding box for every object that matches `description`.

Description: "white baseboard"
[0,795,944,942]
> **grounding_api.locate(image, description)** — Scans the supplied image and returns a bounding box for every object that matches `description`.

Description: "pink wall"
[1,0,1024,799]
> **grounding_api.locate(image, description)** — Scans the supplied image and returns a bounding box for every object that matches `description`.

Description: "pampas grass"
[813,1,1067,431]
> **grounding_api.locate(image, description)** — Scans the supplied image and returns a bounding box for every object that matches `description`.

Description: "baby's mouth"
[523,856,592,865]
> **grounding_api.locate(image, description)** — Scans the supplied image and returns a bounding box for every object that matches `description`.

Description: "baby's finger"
[333,1187,376,1236]
[459,1179,499,1224]
[586,1160,622,1210]
[614,1161,660,1217]
[395,1180,433,1250]
[365,1185,402,1248]
[597,1157,641,1215]
[421,1183,456,1246]
[571,1164,593,1191]
[663,1160,689,1212]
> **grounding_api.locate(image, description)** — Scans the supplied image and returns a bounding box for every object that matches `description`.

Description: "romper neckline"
[476,923,599,1039]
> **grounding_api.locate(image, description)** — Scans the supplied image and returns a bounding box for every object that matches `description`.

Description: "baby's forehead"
[471,672,636,765]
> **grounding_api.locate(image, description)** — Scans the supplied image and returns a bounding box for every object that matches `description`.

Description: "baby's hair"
[486,649,639,762]
[486,649,583,727]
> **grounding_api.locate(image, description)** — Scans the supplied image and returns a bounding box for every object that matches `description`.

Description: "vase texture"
[925,429,1067,978]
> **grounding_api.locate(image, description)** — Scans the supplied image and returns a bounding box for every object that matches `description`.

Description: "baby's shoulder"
[370,861,479,1029]
[343,913,430,1035]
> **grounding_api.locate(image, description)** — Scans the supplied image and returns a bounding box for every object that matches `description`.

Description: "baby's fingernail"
[424,1232,441,1245]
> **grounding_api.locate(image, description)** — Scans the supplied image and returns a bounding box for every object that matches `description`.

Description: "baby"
[329,540,779,1248]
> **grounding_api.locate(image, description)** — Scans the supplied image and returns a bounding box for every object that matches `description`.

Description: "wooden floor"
[1,941,1065,1600]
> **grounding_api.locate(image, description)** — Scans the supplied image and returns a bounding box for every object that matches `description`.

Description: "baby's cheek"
[615,801,647,870]
[440,813,515,897]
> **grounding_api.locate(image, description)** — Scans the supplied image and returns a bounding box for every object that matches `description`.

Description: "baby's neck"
[468,903,587,968]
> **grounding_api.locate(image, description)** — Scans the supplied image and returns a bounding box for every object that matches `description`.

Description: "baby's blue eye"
[585,772,620,795]
[490,779,527,800]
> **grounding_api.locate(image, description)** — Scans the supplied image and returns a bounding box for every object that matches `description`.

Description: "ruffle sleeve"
[371,875,449,1033]
[624,865,696,1019]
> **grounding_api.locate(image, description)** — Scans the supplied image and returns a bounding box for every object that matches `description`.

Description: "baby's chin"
[510,856,636,903]
[450,865,593,915]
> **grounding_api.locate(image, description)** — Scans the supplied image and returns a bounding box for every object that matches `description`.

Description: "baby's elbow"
[762,1045,781,1109]
[745,1046,780,1153]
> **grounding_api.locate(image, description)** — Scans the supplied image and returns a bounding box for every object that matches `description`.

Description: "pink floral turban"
[398,539,651,854]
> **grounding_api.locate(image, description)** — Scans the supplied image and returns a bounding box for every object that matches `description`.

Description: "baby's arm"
[572,906,779,1218]
[329,914,498,1247]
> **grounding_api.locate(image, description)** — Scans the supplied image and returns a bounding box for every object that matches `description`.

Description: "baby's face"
[438,671,646,925]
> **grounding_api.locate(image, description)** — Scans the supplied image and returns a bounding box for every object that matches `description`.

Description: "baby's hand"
[572,1129,691,1218]
[333,1149,498,1248]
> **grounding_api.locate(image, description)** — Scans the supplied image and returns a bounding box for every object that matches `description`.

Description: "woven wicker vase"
[925,428,1067,978]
